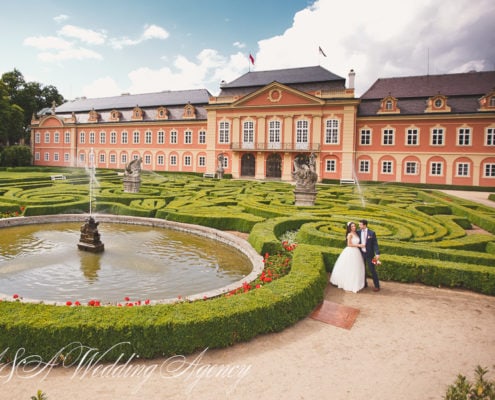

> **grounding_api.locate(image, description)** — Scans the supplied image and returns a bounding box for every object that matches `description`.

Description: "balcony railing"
[230,143,320,152]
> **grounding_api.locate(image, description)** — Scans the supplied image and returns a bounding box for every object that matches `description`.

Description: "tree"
[1,69,64,144]
[0,145,32,167]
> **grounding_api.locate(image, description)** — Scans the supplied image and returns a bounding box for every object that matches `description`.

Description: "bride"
[329,221,366,293]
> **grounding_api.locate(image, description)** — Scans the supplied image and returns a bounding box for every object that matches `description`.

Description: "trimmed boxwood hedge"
[0,244,326,362]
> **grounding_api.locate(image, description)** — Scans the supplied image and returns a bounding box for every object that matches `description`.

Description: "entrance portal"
[266,154,282,178]
[241,153,255,177]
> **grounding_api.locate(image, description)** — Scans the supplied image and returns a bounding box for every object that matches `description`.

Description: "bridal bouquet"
[372,256,382,265]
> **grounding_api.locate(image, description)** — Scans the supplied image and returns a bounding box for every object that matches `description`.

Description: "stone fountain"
[292,153,318,206]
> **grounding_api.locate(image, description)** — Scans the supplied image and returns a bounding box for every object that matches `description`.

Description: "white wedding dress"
[330,235,365,293]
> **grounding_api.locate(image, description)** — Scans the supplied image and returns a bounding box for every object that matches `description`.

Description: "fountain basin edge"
[0,214,264,305]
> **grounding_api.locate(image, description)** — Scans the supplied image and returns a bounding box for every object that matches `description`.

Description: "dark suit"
[358,228,380,289]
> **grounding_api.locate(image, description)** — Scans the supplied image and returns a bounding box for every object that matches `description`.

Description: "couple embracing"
[330,219,381,293]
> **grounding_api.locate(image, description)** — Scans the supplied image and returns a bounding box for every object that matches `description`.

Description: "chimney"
[348,69,356,89]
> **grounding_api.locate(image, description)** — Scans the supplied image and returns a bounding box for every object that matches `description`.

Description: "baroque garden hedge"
[0,167,494,362]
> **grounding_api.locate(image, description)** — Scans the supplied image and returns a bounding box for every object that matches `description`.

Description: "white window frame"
[431,128,444,146]
[406,128,418,146]
[219,121,230,144]
[457,128,471,146]
[243,121,254,149]
[325,159,336,172]
[184,130,192,144]
[456,162,470,177]
[483,163,495,177]
[381,160,393,174]
[170,131,177,144]
[325,119,339,144]
[405,161,418,175]
[296,119,309,149]
[382,129,394,145]
[430,162,443,176]
[359,160,370,173]
[360,129,371,145]
[268,120,281,149]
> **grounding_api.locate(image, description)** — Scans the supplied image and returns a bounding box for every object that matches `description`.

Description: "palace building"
[30,66,495,187]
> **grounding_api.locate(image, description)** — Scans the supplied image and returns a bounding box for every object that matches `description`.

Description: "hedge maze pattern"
[1,168,494,295]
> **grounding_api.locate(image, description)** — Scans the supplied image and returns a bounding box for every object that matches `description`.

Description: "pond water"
[0,222,252,303]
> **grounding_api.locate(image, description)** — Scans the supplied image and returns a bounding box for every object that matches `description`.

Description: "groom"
[358,219,381,292]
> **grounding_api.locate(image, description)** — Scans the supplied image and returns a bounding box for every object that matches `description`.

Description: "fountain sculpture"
[292,153,318,206]
[216,154,225,179]
[123,157,142,192]
[78,147,104,252]
[77,216,105,252]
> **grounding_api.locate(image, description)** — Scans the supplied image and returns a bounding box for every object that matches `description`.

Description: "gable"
[38,115,63,128]
[232,82,324,108]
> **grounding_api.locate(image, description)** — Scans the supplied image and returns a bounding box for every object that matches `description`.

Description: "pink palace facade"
[30,66,495,187]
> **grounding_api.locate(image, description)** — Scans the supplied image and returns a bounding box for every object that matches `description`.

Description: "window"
[54,152,59,161]
[360,129,371,145]
[430,162,443,176]
[157,130,165,144]
[185,130,192,144]
[64,153,70,162]
[99,153,105,163]
[243,121,254,145]
[406,128,418,145]
[219,121,230,143]
[89,132,95,144]
[325,159,336,172]
[383,129,394,145]
[434,98,443,108]
[35,152,40,161]
[491,97,495,107]
[54,132,59,143]
[44,133,50,143]
[296,120,309,148]
[35,132,40,143]
[133,131,140,144]
[382,161,393,174]
[121,154,127,164]
[198,156,206,166]
[199,130,206,144]
[487,128,495,146]
[325,119,339,144]
[431,128,444,145]
[405,162,418,175]
[458,128,471,146]
[100,131,106,144]
[144,155,151,165]
[170,155,177,165]
[456,163,470,177]
[121,131,128,144]
[184,155,192,166]
[170,131,177,144]
[110,132,117,144]
[44,152,49,161]
[79,153,85,163]
[385,100,393,110]
[484,163,495,177]
[268,120,281,148]
[80,132,85,144]
[110,154,116,164]
[157,155,164,165]
[359,160,370,173]
[145,130,152,144]
[64,132,70,144]
[222,156,229,168]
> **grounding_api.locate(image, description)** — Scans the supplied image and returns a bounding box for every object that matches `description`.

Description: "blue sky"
[1,0,494,100]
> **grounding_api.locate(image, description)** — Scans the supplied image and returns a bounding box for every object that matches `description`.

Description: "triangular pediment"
[232,82,324,108]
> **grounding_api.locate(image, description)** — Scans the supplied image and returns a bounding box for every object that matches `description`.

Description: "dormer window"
[479,92,495,111]
[426,94,451,113]
[183,103,196,119]
[132,106,144,120]
[110,110,121,121]
[156,106,168,120]
[88,109,99,122]
[378,95,400,114]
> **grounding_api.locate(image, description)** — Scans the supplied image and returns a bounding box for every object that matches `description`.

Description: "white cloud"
[142,24,169,40]
[82,77,122,98]
[23,36,72,50]
[53,14,69,23]
[110,24,169,49]
[233,41,245,49]
[251,0,495,95]
[58,25,106,45]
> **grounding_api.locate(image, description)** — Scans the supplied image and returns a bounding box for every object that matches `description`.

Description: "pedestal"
[123,176,141,193]
[294,190,317,206]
